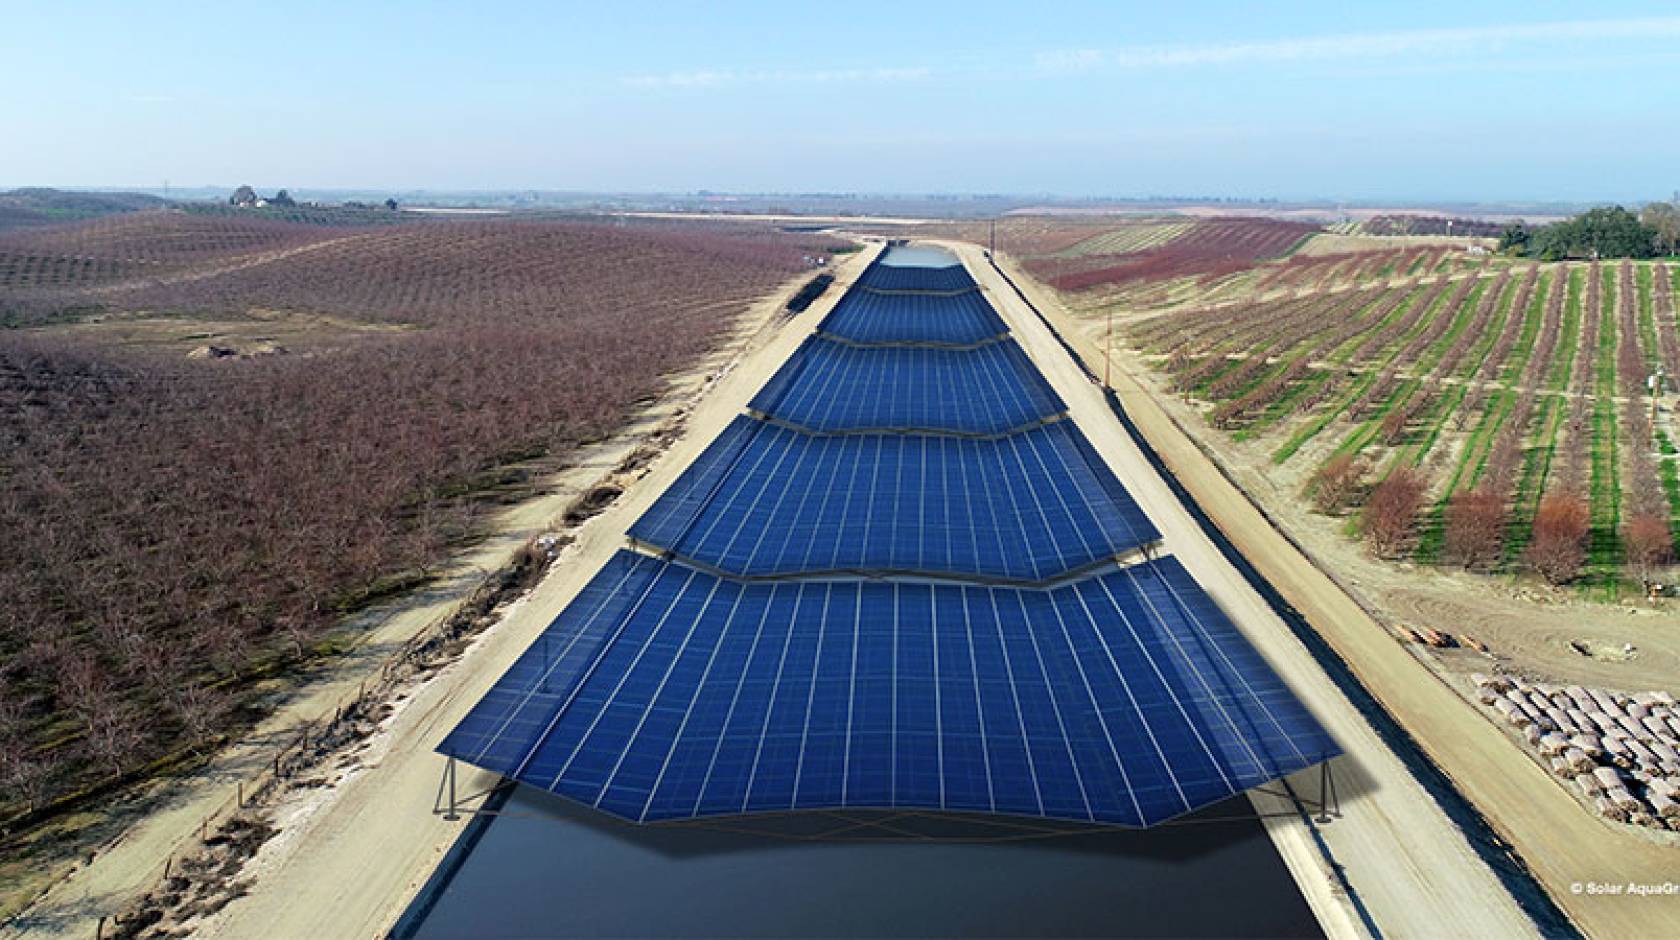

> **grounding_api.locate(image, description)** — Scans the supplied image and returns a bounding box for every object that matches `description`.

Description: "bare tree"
[1624,513,1672,587]
[0,216,825,811]
[1307,453,1369,515]
[1525,493,1591,585]
[1444,487,1505,570]
[1361,466,1428,559]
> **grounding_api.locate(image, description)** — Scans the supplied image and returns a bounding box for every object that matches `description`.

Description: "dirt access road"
[976,243,1680,938]
[947,241,1546,939]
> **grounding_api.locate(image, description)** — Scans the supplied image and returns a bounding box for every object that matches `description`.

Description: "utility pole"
[1651,369,1666,437]
[1104,309,1113,388]
[989,218,996,256]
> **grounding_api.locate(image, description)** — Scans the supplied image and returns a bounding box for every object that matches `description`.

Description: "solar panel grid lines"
[587,573,732,809]
[437,551,1337,826]
[856,261,977,293]
[528,562,707,793]
[749,336,1067,436]
[682,579,781,820]
[1145,560,1333,774]
[626,418,1161,584]
[817,289,1007,346]
[438,551,656,773]
[438,247,1339,828]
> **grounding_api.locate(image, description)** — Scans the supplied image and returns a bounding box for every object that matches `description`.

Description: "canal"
[396,786,1320,938]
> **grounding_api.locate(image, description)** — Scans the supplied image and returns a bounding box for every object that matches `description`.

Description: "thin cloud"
[619,16,1680,91]
[624,66,931,89]
[1038,16,1680,72]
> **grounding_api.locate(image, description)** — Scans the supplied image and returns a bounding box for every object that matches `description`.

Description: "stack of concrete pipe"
[1472,673,1680,829]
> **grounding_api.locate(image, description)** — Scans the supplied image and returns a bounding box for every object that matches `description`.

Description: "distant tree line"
[231,185,397,213]
[229,185,294,208]
[1500,201,1680,260]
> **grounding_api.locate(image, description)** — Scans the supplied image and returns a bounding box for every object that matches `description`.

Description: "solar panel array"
[440,551,1336,825]
[818,289,1006,346]
[440,250,1338,826]
[857,262,977,293]
[750,335,1063,435]
[628,417,1157,583]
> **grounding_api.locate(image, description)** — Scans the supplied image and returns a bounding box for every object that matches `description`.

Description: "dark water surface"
[401,787,1320,939]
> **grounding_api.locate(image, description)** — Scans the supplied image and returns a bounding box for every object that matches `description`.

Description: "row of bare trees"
[1458,267,1540,428]
[1030,219,1320,292]
[0,217,825,817]
[1440,268,1567,573]
[1616,262,1673,581]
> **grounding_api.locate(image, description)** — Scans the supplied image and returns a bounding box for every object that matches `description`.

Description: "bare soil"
[34,307,412,358]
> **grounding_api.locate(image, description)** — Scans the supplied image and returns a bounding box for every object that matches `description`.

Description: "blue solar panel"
[817,289,1006,346]
[627,417,1160,583]
[440,247,1339,829]
[438,551,1339,826]
[858,262,976,293]
[750,336,1065,435]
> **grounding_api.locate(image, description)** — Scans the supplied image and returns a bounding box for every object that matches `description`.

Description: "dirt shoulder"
[983,247,1679,937]
[954,242,1541,939]
[1,254,867,939]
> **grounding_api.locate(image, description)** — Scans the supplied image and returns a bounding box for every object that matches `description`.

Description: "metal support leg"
[1315,758,1341,823]
[444,757,460,821]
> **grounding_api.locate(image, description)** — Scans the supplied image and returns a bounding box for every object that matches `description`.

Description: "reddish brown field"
[0,210,341,269]
[1023,218,1319,291]
[0,212,831,819]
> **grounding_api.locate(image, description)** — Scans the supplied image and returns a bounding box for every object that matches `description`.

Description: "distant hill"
[0,187,168,232]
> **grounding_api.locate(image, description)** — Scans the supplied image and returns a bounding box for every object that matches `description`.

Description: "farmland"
[1120,253,1680,593]
[1021,217,1318,291]
[936,211,1680,626]
[0,210,833,828]
[0,188,167,234]
[886,214,1493,311]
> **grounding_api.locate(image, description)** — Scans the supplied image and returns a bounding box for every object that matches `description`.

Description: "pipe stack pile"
[1473,673,1680,830]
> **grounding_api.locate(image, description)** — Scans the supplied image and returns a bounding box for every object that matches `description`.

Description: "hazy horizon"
[0,184,1616,211]
[6,1,1680,203]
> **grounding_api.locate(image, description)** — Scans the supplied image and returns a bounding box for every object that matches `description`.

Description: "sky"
[4,1,1679,202]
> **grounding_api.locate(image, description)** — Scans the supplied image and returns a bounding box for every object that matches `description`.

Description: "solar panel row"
[439,248,1338,827]
[817,289,1006,346]
[856,262,976,293]
[438,550,1337,825]
[628,417,1159,583]
[750,335,1065,436]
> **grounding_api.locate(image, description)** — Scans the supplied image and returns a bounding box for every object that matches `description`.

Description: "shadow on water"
[398,785,1323,939]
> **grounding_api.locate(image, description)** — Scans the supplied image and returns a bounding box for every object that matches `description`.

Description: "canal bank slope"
[946,240,1545,939]
[971,240,1679,938]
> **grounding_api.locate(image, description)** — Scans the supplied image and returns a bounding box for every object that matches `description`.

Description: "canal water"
[879,244,961,268]
[397,786,1320,938]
